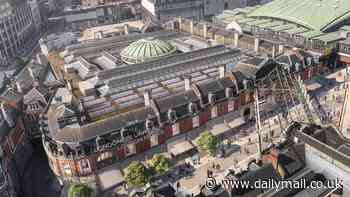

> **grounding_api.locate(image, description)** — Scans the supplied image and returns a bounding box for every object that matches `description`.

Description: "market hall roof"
[215,0,350,43]
[120,37,177,64]
[247,0,350,32]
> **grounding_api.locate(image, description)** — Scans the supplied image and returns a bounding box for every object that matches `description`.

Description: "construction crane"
[294,75,318,124]
[253,63,322,158]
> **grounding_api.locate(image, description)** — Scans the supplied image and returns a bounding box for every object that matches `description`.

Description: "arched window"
[97,151,113,162]
[243,80,249,90]
[306,57,313,66]
[63,164,72,176]
[208,92,216,104]
[188,102,198,114]
[167,109,177,122]
[96,136,105,150]
[295,62,301,72]
[145,119,154,131]
[79,159,91,174]
[225,88,233,98]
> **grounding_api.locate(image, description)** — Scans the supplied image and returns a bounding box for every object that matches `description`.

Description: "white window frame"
[192,116,199,128]
[150,135,158,147]
[97,151,112,162]
[126,143,136,156]
[172,123,180,135]
[211,106,218,118]
[63,164,72,176]
[79,159,91,174]
[228,100,235,112]
[245,92,250,103]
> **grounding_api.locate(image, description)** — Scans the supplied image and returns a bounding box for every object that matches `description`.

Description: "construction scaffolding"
[253,63,323,157]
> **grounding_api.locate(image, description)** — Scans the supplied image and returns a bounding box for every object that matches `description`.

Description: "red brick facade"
[46,63,328,182]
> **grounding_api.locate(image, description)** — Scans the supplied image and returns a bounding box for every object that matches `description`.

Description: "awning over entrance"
[168,140,196,157]
[210,123,230,136]
[98,167,124,190]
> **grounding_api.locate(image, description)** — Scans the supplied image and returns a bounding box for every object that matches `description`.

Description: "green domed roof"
[120,37,176,64]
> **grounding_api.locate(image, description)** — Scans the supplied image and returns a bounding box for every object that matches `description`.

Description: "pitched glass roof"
[246,19,271,26]
[258,21,284,28]
[313,32,343,44]
[299,31,324,39]
[282,27,308,35]
[269,24,295,32]
[248,0,350,32]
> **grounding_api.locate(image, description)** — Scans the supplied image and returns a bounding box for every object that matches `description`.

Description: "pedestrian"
[192,156,196,165]
[245,146,250,154]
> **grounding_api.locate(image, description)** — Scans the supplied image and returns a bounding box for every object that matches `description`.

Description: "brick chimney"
[124,24,129,35]
[184,76,192,91]
[219,65,226,78]
[203,23,207,38]
[143,90,152,106]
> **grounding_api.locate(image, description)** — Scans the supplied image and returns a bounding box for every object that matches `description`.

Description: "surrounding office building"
[49,4,140,32]
[0,0,36,66]
[0,55,59,196]
[0,102,34,197]
[141,0,247,23]
[28,0,42,29]
[285,122,350,195]
[80,0,139,8]
[39,33,79,56]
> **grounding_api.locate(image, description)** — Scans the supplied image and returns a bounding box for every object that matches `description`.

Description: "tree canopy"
[124,161,150,187]
[195,131,219,156]
[68,184,93,197]
[147,154,171,175]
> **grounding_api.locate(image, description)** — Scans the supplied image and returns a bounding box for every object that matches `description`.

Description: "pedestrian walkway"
[178,119,281,196]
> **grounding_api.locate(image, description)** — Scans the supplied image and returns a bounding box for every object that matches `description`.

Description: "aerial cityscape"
[1,0,350,197]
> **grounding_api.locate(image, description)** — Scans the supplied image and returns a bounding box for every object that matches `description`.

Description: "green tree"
[195,131,219,156]
[147,154,171,175]
[124,161,150,187]
[68,184,93,197]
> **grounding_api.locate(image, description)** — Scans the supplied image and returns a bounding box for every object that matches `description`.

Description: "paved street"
[21,142,61,197]
[312,68,348,127]
[177,129,280,195]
